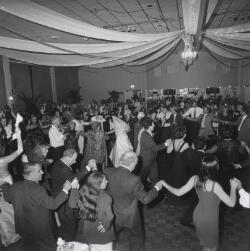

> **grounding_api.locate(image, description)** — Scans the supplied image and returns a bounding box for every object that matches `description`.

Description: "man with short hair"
[1,162,73,251]
[50,148,91,241]
[138,118,169,185]
[183,101,203,144]
[104,151,164,251]
[236,105,250,142]
[48,116,65,160]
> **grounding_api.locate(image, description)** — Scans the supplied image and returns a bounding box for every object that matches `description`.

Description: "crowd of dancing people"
[0,94,250,251]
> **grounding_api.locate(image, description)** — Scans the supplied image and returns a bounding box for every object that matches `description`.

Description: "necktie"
[194,108,197,119]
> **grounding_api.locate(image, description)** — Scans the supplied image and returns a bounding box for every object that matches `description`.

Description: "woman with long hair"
[69,172,114,251]
[162,155,240,251]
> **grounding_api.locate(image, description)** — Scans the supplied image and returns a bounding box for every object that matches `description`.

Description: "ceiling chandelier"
[181,34,198,70]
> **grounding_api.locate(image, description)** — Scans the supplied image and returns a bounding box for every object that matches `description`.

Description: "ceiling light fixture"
[181,34,197,71]
[50,35,60,40]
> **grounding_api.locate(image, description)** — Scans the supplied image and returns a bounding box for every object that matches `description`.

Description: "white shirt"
[239,189,250,208]
[183,107,203,119]
[238,115,247,131]
[49,125,65,148]
[163,111,171,127]
[4,125,12,139]
[156,112,165,121]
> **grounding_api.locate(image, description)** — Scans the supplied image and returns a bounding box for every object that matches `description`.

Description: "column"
[237,60,244,102]
[50,66,57,103]
[144,65,148,110]
[2,56,13,107]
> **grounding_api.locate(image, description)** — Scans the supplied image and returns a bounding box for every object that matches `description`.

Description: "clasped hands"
[63,178,80,192]
[230,177,242,190]
[154,180,168,191]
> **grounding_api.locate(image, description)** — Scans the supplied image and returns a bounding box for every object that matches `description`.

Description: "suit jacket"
[182,149,205,177]
[50,160,89,196]
[237,116,250,142]
[50,160,89,219]
[104,167,158,228]
[139,130,165,167]
[1,180,67,240]
[167,113,184,128]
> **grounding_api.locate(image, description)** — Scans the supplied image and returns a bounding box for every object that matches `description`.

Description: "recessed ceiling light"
[50,36,60,39]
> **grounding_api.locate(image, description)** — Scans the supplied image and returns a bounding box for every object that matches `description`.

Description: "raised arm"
[0,129,23,165]
[162,175,197,197]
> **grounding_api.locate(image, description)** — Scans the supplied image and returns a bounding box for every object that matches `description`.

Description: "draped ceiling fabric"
[0,0,249,67]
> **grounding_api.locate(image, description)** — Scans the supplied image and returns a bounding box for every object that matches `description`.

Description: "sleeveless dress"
[168,141,189,206]
[193,182,221,249]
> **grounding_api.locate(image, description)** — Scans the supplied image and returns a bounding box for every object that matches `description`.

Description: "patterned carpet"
[3,196,249,251]
[144,196,249,251]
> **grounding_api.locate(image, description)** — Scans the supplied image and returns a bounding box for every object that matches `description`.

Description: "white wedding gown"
[109,116,133,167]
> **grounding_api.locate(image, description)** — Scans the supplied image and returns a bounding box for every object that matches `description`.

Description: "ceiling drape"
[0,0,249,67]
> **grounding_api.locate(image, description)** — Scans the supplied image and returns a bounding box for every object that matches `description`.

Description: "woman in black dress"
[166,127,189,206]
[162,155,240,251]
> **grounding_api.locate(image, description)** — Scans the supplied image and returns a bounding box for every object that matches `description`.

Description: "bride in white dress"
[109,116,133,167]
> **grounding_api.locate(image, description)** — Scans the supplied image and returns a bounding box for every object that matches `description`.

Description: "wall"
[55,67,79,104]
[78,51,240,104]
[79,66,147,105]
[146,51,239,90]
[9,63,52,110]
[0,58,80,111]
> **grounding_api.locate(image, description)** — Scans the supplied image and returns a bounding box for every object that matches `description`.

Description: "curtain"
[0,0,249,66]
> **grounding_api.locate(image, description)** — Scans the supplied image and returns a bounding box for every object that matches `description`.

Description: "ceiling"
[0,0,250,44]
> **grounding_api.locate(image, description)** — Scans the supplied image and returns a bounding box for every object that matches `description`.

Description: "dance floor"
[144,196,249,251]
[3,195,249,251]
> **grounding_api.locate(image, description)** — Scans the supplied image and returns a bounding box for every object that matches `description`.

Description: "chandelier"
[181,34,198,70]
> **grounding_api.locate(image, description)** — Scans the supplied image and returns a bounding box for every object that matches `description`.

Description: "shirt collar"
[146,129,153,136]
[86,165,91,172]
[60,159,72,170]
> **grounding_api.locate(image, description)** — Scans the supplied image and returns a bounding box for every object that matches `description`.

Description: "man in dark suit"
[104,151,164,251]
[180,136,206,227]
[50,148,95,241]
[1,162,73,251]
[138,118,168,185]
[168,105,184,138]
